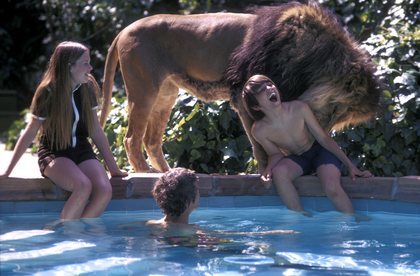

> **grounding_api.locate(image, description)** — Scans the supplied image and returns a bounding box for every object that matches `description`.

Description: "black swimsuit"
[32,85,98,176]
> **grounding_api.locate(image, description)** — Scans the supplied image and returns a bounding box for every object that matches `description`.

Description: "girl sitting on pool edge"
[0,41,127,220]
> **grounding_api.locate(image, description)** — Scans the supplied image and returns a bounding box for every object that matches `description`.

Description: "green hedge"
[334,1,419,176]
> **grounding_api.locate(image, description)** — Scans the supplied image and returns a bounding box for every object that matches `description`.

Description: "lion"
[100,2,381,173]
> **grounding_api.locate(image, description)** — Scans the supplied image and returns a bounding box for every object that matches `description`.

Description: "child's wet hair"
[152,168,198,217]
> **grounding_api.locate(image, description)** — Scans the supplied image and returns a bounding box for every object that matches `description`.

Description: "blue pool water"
[1,198,419,275]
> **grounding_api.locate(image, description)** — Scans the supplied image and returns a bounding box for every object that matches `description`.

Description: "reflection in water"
[341,239,385,248]
[33,257,141,276]
[1,206,419,275]
[0,230,54,241]
[1,241,95,262]
[276,251,359,268]
[224,254,275,265]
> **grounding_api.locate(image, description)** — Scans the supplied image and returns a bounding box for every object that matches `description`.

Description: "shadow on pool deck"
[0,144,419,203]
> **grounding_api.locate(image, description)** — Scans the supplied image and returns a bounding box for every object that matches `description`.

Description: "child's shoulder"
[289,100,311,114]
[290,100,309,108]
[145,218,163,225]
[251,120,265,136]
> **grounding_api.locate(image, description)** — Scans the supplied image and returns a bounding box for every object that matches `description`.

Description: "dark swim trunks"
[285,142,342,175]
[38,139,97,177]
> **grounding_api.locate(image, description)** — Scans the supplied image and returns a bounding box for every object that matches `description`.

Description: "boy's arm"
[251,123,284,182]
[300,103,372,180]
[265,153,284,176]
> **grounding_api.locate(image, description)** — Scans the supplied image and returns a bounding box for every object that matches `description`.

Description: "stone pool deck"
[0,147,419,203]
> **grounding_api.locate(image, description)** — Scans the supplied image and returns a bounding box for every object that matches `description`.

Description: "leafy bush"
[101,90,255,174]
[334,0,419,176]
[163,91,255,174]
[101,92,131,171]
[3,110,32,151]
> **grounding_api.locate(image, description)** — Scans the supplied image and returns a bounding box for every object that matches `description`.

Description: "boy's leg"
[272,159,304,212]
[317,164,354,214]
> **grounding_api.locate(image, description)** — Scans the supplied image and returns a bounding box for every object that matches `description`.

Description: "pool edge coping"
[1,174,419,203]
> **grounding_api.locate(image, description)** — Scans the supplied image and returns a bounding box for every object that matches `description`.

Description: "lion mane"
[226,1,381,131]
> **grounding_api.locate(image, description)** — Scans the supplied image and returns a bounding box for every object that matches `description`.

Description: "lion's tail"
[99,32,121,127]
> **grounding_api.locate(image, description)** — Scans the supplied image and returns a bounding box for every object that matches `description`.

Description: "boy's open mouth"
[269,92,278,102]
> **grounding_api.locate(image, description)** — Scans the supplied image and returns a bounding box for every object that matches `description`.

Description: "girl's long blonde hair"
[30,41,98,150]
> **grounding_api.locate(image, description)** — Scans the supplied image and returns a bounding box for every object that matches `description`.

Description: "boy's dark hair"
[152,168,198,217]
[241,74,279,120]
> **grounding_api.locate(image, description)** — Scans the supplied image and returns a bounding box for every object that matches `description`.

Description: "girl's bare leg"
[78,159,112,218]
[44,158,92,219]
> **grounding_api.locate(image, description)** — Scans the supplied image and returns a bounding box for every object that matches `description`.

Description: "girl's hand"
[0,172,10,180]
[110,169,128,178]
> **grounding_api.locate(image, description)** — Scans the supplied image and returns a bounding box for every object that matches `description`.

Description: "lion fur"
[227,1,380,131]
[100,2,380,173]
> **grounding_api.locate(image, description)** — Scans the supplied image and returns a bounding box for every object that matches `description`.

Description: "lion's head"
[226,1,381,131]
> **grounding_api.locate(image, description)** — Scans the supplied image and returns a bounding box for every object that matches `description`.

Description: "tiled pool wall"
[0,174,419,214]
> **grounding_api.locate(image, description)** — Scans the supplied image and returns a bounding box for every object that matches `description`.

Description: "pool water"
[1,206,419,275]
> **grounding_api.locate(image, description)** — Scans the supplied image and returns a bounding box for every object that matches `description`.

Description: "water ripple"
[1,241,95,262]
[0,230,54,241]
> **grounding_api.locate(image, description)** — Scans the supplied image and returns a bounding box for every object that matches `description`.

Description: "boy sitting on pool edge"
[241,74,373,215]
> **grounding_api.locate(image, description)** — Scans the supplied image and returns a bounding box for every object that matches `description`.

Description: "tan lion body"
[100,3,380,173]
[101,13,254,172]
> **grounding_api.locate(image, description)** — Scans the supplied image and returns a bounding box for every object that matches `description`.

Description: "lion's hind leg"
[144,81,179,172]
[120,68,160,172]
[124,104,152,172]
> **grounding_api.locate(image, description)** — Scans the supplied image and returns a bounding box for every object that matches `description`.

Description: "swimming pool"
[1,196,419,275]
